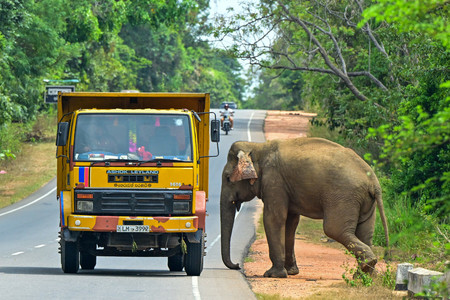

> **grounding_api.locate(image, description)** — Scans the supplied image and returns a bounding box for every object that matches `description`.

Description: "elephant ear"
[230,150,258,185]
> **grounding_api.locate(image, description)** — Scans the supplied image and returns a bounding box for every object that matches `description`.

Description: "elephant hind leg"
[355,208,376,248]
[355,210,377,274]
[323,212,377,274]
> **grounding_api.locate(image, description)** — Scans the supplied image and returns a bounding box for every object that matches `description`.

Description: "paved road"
[0,109,266,299]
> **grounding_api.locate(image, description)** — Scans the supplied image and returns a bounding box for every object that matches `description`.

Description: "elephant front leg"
[263,205,288,278]
[284,213,300,275]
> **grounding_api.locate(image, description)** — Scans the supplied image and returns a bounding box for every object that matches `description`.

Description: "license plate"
[116,225,150,232]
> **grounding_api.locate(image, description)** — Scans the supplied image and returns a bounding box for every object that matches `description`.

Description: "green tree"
[213,0,393,142]
[362,0,449,48]
[248,69,304,110]
[185,48,244,107]
[214,0,389,102]
[362,0,450,221]
[0,0,245,157]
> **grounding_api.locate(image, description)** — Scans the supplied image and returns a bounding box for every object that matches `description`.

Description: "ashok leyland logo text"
[106,170,159,175]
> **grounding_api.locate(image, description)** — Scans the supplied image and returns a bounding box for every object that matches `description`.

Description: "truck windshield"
[73,113,193,162]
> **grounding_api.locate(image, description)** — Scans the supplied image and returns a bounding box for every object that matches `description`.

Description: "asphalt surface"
[0,109,267,299]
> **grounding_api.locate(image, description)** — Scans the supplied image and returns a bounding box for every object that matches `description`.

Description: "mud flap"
[186,229,203,244]
[62,228,80,242]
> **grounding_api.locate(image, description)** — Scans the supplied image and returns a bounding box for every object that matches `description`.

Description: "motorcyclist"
[220,103,234,130]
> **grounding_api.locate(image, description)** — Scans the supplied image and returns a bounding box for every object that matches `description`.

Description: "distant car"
[220,102,238,109]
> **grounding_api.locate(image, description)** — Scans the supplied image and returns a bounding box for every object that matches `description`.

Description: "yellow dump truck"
[55,92,220,275]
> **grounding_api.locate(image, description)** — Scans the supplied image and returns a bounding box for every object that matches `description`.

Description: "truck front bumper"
[67,215,199,232]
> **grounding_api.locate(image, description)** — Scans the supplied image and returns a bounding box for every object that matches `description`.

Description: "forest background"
[0,0,448,277]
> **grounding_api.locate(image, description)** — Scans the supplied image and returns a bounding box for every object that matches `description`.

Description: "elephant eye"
[226,176,230,183]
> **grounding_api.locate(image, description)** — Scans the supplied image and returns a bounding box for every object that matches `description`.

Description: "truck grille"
[102,192,165,214]
[74,189,192,216]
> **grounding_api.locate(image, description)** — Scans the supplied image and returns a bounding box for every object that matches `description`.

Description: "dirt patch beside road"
[263,110,316,141]
[243,110,399,299]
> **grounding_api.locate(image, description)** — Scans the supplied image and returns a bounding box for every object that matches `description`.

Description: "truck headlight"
[173,201,190,214]
[77,200,93,212]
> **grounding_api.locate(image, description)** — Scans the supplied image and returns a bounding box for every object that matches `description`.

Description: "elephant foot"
[361,258,377,274]
[285,264,299,275]
[355,258,377,277]
[264,266,288,278]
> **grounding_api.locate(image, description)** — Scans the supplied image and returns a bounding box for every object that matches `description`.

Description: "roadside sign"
[45,86,75,103]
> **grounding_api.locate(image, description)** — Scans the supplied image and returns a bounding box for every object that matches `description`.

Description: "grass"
[256,294,297,300]
[301,283,401,300]
[256,283,403,300]
[296,217,327,243]
[0,112,56,209]
[0,142,56,209]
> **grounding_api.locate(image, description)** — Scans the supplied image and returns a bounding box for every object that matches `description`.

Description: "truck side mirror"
[211,120,220,143]
[56,122,69,146]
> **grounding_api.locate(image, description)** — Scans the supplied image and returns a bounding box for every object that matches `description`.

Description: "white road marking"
[192,276,201,300]
[0,187,56,217]
[247,112,255,142]
[0,184,56,259]
[206,235,220,254]
[4,113,259,296]
[207,111,254,253]
[195,112,255,298]
[207,201,245,254]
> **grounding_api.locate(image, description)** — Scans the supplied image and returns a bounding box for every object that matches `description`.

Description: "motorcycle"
[222,115,231,135]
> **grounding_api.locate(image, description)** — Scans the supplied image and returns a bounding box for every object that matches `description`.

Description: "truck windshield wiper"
[103,158,140,162]
[138,158,182,166]
[90,158,140,166]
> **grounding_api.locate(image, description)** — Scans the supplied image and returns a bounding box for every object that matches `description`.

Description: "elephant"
[220,137,389,278]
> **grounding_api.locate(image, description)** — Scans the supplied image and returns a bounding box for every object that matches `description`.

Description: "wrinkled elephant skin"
[220,138,389,278]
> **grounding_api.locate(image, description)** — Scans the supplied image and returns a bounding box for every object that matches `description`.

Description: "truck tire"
[61,239,79,273]
[185,230,204,276]
[168,253,185,271]
[80,251,96,270]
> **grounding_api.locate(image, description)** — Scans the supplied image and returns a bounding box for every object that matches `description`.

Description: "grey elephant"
[220,137,389,278]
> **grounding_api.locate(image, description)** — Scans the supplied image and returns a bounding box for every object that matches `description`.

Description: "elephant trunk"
[220,192,240,270]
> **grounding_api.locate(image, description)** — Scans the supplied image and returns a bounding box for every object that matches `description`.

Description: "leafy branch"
[214,0,390,103]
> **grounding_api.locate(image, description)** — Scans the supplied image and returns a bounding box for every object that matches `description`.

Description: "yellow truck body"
[56,92,218,275]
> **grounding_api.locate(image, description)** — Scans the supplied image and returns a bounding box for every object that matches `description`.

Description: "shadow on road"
[0,266,189,277]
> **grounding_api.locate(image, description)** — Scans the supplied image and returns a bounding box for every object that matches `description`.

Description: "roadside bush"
[0,149,15,161]
[0,122,26,160]
[374,174,449,269]
[25,110,57,142]
[0,110,56,163]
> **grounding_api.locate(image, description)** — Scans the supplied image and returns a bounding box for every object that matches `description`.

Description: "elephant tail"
[373,185,390,258]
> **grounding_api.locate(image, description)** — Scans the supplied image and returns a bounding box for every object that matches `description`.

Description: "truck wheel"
[80,251,96,270]
[168,253,185,271]
[60,239,79,273]
[185,230,204,276]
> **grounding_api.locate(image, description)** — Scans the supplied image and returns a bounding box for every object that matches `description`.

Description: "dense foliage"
[0,0,244,156]
[214,0,449,260]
